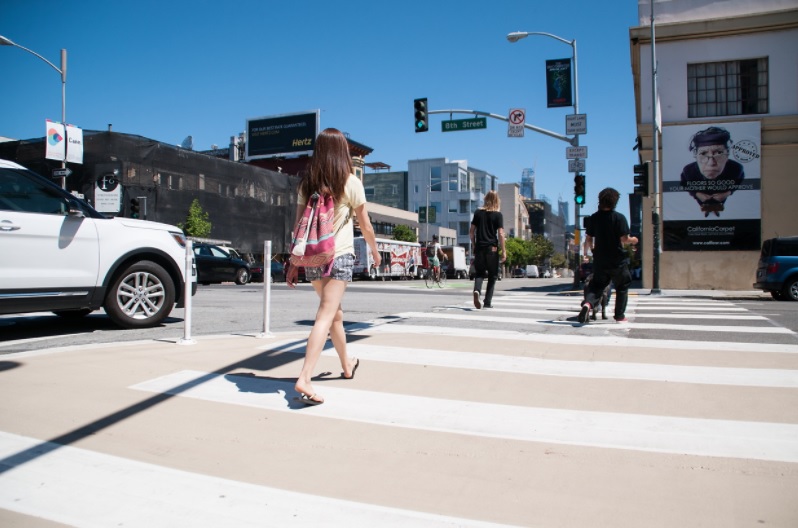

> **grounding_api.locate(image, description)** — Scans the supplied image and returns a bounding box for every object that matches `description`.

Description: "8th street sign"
[442,118,487,132]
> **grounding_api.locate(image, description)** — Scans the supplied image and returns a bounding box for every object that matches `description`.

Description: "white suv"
[0,159,195,328]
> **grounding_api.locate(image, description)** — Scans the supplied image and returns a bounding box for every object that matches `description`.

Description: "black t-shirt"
[586,209,630,268]
[471,209,503,248]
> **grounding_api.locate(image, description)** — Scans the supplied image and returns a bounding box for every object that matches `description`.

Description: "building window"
[448,200,458,213]
[448,170,458,191]
[430,166,442,192]
[688,58,768,118]
[391,184,398,195]
[365,186,375,198]
[459,222,470,236]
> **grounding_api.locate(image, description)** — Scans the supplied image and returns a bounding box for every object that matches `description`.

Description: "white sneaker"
[473,291,482,309]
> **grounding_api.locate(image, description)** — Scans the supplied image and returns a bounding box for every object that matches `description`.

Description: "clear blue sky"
[1,1,641,218]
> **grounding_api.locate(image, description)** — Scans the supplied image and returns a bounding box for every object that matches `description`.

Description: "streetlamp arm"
[507,31,573,47]
[0,35,64,79]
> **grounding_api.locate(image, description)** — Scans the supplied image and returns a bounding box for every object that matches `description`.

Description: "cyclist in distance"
[426,235,447,282]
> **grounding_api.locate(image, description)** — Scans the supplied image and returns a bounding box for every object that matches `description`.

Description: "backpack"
[289,193,336,268]
[426,244,436,258]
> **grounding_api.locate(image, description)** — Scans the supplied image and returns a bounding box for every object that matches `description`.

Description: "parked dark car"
[193,243,250,285]
[511,267,526,278]
[250,261,286,283]
[754,236,798,301]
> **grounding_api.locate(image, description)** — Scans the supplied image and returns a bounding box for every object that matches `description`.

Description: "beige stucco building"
[630,0,798,290]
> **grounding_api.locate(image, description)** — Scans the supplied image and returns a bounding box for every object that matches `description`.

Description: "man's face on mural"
[695,144,729,179]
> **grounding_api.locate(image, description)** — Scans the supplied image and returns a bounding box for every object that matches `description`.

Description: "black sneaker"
[473,291,482,309]
[578,304,591,324]
[483,303,493,309]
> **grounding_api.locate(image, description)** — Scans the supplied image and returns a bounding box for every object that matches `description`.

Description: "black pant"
[584,264,632,320]
[473,246,499,306]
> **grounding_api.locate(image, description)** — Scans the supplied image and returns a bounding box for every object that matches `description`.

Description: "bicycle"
[424,265,447,289]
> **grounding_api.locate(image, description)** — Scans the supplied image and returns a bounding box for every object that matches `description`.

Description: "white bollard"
[177,239,196,345]
[257,240,274,338]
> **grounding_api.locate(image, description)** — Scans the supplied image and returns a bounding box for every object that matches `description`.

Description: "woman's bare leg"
[295,277,348,401]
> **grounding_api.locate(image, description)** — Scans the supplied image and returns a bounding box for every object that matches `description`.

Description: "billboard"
[662,121,761,251]
[245,110,319,160]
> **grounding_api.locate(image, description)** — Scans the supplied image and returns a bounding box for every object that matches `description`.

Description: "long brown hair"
[482,190,500,212]
[299,128,352,201]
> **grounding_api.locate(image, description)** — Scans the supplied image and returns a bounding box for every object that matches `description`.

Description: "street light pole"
[650,3,662,294]
[507,31,581,283]
[1,35,68,189]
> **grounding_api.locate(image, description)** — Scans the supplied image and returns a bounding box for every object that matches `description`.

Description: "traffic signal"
[414,98,428,133]
[574,174,586,205]
[634,163,649,196]
[130,198,140,218]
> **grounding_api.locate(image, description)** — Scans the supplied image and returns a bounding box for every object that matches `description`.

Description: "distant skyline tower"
[520,168,535,199]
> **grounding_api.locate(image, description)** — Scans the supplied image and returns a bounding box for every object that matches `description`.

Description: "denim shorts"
[305,253,355,282]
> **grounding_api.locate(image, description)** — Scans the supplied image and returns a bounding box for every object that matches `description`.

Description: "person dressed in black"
[580,187,638,324]
[680,126,745,217]
[469,190,506,309]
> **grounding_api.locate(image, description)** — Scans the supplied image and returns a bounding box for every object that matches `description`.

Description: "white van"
[525,265,540,278]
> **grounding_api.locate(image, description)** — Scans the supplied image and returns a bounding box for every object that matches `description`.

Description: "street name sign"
[441,118,487,132]
[568,159,586,173]
[566,146,588,159]
[565,114,587,135]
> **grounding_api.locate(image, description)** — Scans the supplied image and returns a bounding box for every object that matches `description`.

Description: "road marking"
[356,322,798,354]
[402,311,793,334]
[0,432,507,528]
[339,344,798,388]
[252,340,798,387]
[445,306,765,320]
[131,370,798,463]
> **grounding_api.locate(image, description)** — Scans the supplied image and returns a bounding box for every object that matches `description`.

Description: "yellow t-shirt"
[298,174,366,257]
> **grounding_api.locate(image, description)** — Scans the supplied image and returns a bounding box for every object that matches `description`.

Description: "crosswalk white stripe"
[401,312,793,334]
[353,322,798,353]
[630,306,748,311]
[445,306,766,320]
[0,432,508,528]
[253,340,798,387]
[131,370,798,463]
[340,344,798,388]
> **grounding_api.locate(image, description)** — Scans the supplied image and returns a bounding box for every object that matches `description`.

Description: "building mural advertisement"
[662,121,761,251]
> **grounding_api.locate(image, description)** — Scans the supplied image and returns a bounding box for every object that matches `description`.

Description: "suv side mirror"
[66,197,85,218]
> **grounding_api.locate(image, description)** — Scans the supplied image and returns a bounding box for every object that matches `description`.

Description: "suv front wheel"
[104,260,176,328]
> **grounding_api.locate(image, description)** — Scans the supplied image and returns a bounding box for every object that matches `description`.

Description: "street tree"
[505,237,531,268]
[392,224,417,243]
[178,198,212,238]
